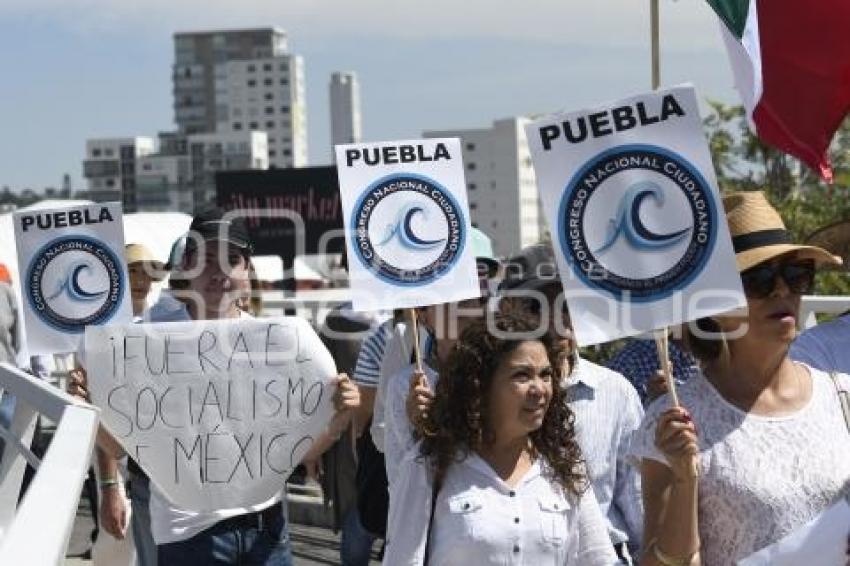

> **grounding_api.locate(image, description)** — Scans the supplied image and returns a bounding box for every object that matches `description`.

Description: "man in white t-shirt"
[70,208,359,566]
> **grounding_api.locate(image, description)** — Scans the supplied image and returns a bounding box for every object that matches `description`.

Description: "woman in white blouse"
[383,313,618,565]
[633,192,850,565]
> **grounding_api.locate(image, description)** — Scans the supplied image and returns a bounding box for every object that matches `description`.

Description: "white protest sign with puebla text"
[526,85,744,346]
[14,202,132,355]
[85,317,337,512]
[335,138,479,311]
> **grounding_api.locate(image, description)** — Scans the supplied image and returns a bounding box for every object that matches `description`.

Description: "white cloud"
[5,0,725,52]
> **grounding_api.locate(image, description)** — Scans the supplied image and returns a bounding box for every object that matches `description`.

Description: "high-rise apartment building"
[329,72,362,147]
[172,28,307,168]
[424,118,543,258]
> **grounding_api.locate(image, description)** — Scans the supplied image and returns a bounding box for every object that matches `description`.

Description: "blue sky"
[0,1,736,192]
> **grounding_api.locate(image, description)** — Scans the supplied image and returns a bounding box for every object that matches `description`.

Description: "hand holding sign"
[85,317,338,512]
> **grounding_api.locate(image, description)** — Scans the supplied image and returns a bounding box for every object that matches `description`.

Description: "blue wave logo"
[377,203,446,251]
[594,181,691,255]
[46,261,108,303]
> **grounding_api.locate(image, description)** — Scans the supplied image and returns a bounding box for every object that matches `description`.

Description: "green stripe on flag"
[706,0,750,39]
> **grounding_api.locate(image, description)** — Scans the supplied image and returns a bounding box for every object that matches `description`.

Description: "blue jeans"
[129,473,157,566]
[157,503,293,566]
[340,508,376,566]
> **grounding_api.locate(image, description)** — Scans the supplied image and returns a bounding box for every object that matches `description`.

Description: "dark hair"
[683,317,729,366]
[418,313,587,497]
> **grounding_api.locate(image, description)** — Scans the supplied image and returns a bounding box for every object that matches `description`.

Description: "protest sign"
[85,317,337,511]
[14,202,132,355]
[526,85,744,346]
[335,138,480,311]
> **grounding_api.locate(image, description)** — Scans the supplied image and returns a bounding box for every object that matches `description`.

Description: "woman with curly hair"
[383,313,618,565]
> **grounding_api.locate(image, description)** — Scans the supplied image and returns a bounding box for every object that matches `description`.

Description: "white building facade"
[213,54,308,168]
[329,72,362,148]
[85,131,268,214]
[425,117,542,258]
[82,137,155,211]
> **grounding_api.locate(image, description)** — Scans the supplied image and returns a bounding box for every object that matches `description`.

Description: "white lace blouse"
[630,365,850,564]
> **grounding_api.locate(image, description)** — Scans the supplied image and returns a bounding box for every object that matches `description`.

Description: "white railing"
[798,295,850,329]
[256,289,850,331]
[0,363,99,566]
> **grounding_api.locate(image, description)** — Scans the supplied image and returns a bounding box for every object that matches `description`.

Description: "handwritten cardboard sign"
[85,317,337,511]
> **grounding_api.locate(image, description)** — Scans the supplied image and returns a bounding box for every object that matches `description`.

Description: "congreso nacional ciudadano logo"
[26,236,125,332]
[558,144,718,301]
[351,173,466,286]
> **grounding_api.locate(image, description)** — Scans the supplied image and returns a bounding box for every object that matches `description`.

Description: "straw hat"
[125,243,166,280]
[805,219,850,269]
[723,191,842,272]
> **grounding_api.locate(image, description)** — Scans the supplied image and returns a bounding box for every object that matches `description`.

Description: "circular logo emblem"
[558,144,718,302]
[26,236,125,332]
[351,173,466,286]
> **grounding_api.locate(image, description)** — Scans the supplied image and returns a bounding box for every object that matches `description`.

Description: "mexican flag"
[707,0,850,181]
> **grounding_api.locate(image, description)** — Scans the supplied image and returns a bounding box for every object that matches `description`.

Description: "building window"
[183,68,192,78]
[468,183,477,190]
[268,150,276,157]
[279,78,289,85]
[268,137,275,145]
[264,93,273,100]
[280,105,290,114]
[470,203,478,210]
[248,79,257,87]
[92,149,101,157]
[466,142,476,151]
[233,122,242,130]
[104,148,114,157]
[467,162,476,171]
[265,107,274,115]
[264,78,273,86]
[282,148,292,156]
[105,178,115,188]
[280,63,288,71]
[247,64,256,72]
[263,63,272,72]
[266,120,275,128]
[249,122,259,129]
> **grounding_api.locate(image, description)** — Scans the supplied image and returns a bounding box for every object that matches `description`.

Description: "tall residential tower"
[172,28,307,168]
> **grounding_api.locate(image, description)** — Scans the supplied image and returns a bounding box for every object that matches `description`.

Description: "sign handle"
[650,0,660,90]
[408,308,424,374]
[654,328,679,406]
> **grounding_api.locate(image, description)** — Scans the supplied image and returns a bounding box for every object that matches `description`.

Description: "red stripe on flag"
[752,0,850,181]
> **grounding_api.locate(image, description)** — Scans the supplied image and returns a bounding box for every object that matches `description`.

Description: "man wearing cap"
[498,243,644,564]
[70,207,360,566]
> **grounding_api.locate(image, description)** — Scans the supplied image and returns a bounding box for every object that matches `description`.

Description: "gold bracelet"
[652,540,697,566]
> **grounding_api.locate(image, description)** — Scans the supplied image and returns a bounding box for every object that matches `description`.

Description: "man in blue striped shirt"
[499,244,644,564]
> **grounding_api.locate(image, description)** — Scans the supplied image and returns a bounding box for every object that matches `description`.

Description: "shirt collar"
[463,452,543,491]
[565,356,599,390]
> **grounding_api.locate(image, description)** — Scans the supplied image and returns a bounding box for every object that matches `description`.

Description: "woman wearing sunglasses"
[632,191,850,565]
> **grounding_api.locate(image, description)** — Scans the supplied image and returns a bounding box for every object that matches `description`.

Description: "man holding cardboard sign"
[70,207,359,566]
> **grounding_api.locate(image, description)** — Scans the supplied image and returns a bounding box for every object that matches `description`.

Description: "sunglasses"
[740,259,815,299]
